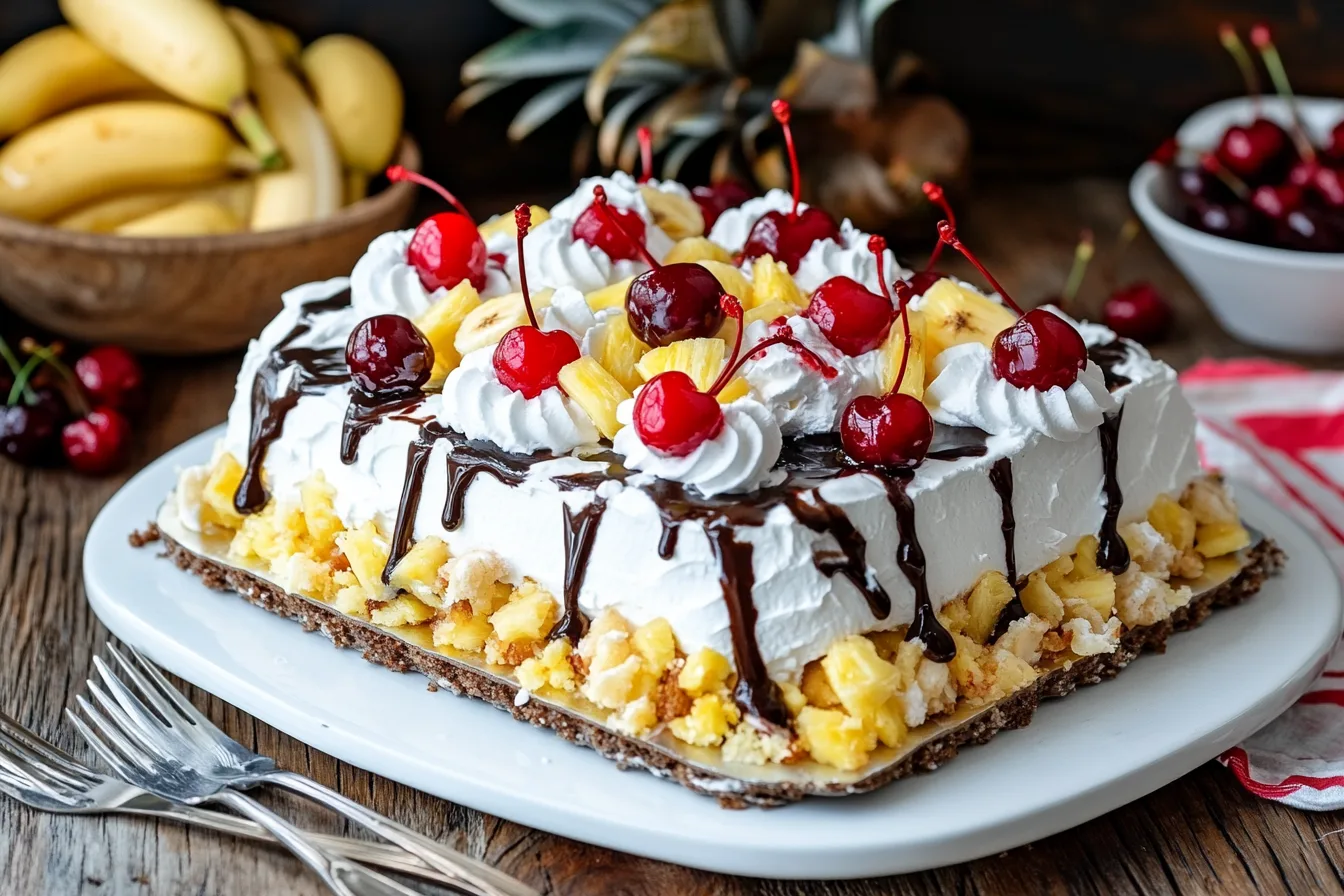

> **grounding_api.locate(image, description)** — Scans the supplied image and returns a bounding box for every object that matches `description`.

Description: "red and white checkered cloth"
[1181,359,1344,810]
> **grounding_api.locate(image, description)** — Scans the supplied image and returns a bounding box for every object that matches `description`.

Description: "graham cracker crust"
[139,524,1285,808]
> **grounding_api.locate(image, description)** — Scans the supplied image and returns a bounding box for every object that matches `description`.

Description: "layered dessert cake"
[151,104,1282,806]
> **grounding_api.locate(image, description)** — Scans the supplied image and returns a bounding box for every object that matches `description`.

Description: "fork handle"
[263,769,539,896]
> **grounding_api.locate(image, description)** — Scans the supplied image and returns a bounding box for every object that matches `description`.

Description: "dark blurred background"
[3,0,1341,192]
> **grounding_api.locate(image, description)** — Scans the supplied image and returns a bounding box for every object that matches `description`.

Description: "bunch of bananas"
[0,0,405,236]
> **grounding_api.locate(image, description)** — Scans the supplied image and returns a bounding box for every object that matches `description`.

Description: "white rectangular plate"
[83,426,1342,879]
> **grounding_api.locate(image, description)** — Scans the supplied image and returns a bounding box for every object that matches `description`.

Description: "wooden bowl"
[0,136,421,355]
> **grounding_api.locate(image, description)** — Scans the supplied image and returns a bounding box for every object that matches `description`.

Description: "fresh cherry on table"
[61,407,131,475]
[740,99,841,272]
[691,179,753,230]
[0,400,61,465]
[386,166,488,293]
[590,185,724,346]
[493,205,581,398]
[1102,283,1173,344]
[74,344,144,412]
[345,314,435,396]
[803,235,895,357]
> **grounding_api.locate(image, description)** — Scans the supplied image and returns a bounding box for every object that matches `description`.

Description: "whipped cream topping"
[738,316,884,436]
[439,347,599,454]
[539,285,599,343]
[548,170,690,221]
[351,230,510,321]
[707,189,799,253]
[508,213,673,295]
[792,219,910,294]
[613,394,783,497]
[927,341,1118,441]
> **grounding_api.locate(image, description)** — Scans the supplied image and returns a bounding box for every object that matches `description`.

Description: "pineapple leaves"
[487,0,654,30]
[662,133,712,179]
[462,22,625,83]
[448,78,521,121]
[598,84,666,166]
[508,77,589,141]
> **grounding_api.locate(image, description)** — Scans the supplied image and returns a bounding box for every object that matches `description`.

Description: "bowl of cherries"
[1130,23,1344,353]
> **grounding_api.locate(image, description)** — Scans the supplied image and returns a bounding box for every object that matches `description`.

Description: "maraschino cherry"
[740,99,841,272]
[692,179,753,230]
[386,166,488,293]
[346,315,435,396]
[590,185,725,346]
[1214,23,1293,183]
[804,235,896,356]
[839,279,933,467]
[634,295,834,456]
[903,181,956,296]
[492,205,581,398]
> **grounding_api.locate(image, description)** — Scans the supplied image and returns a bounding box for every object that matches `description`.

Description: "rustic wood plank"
[1,178,1340,895]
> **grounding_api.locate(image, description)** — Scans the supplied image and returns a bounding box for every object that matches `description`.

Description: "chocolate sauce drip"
[1096,409,1131,574]
[381,422,448,585]
[988,457,1027,642]
[707,526,790,727]
[657,522,680,560]
[926,426,990,461]
[776,426,989,474]
[234,290,353,514]
[1088,340,1133,392]
[340,391,426,465]
[882,474,957,663]
[440,432,550,530]
[784,493,891,619]
[551,499,606,643]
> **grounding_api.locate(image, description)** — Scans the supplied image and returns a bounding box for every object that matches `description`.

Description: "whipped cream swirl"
[549,170,690,221]
[927,341,1117,441]
[707,189,799,253]
[508,214,673,294]
[539,285,599,343]
[439,347,599,454]
[613,394,782,497]
[738,316,884,436]
[793,219,909,294]
[351,230,510,320]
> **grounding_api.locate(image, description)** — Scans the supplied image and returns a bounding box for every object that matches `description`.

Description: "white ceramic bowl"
[1130,96,1344,353]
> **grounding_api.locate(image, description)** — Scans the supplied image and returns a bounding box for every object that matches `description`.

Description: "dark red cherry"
[1326,121,1344,163]
[692,179,753,229]
[74,345,144,413]
[1250,182,1303,219]
[840,393,933,467]
[1185,197,1259,241]
[1103,283,1173,344]
[1274,206,1341,252]
[805,277,894,356]
[0,399,61,465]
[740,100,840,272]
[572,202,647,262]
[632,371,726,456]
[493,327,581,399]
[346,314,435,396]
[626,263,725,347]
[61,407,132,475]
[991,308,1088,391]
[1215,120,1292,182]
[387,166,488,292]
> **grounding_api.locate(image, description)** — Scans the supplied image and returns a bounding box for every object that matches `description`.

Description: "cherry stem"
[1200,153,1252,199]
[0,335,36,406]
[921,182,955,270]
[1250,24,1316,163]
[637,126,653,184]
[721,332,836,386]
[1219,23,1262,116]
[707,294,745,395]
[6,354,42,407]
[591,185,660,268]
[936,221,1025,315]
[386,165,475,222]
[871,236,914,393]
[514,204,539,328]
[20,339,89,416]
[1061,229,1095,308]
[771,99,802,218]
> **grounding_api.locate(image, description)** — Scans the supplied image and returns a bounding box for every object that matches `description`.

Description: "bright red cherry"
[61,407,132,475]
[571,202,647,262]
[346,315,435,396]
[1250,182,1304,219]
[1103,283,1173,343]
[590,186,724,346]
[74,344,143,412]
[741,100,841,272]
[691,179,753,229]
[634,295,834,456]
[991,309,1088,391]
[387,166,488,292]
[493,206,581,398]
[1215,24,1294,183]
[803,235,895,356]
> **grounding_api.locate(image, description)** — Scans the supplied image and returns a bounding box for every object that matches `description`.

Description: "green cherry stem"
[21,339,90,416]
[0,335,36,406]
[1250,23,1316,163]
[1061,229,1095,310]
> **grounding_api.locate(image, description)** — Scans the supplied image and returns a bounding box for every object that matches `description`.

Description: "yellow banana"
[55,180,256,232]
[115,198,243,236]
[228,8,341,231]
[0,25,153,139]
[0,101,259,221]
[263,21,302,64]
[59,0,282,168]
[301,35,404,180]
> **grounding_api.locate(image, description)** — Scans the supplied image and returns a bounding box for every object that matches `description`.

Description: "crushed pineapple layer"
[188,453,1250,772]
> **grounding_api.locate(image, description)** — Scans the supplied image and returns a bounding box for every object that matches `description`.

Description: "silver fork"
[0,710,460,886]
[69,684,430,896]
[82,646,537,896]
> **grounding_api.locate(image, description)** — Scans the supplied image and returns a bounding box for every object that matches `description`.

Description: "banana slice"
[920,278,1018,379]
[639,186,704,240]
[453,289,553,356]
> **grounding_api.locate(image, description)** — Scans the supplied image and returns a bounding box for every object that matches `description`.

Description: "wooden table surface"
[3,178,1343,896]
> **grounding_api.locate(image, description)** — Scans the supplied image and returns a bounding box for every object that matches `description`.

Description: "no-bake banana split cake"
[150,103,1283,806]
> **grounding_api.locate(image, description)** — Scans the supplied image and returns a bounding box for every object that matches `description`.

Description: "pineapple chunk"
[665,236,733,265]
[1020,572,1064,626]
[639,186,704,239]
[478,204,548,241]
[636,338,726,391]
[388,536,449,606]
[299,474,342,553]
[1195,521,1251,558]
[877,309,927,398]
[631,617,677,673]
[1149,494,1197,552]
[699,261,754,308]
[585,276,634,312]
[201,453,246,530]
[678,647,731,697]
[1057,572,1116,619]
[715,377,751,404]
[414,280,481,382]
[1041,554,1074,591]
[750,255,807,310]
[820,636,900,722]
[586,312,649,392]
[920,278,1018,380]
[800,660,841,708]
[558,357,631,439]
[433,601,492,652]
[370,595,435,628]
[795,706,875,771]
[516,639,578,693]
[454,289,553,355]
[489,582,558,644]
[668,694,739,746]
[743,299,795,329]
[335,521,390,601]
[965,571,1016,644]
[1072,535,1102,579]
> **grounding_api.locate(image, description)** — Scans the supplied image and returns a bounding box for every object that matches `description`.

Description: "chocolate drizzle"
[340,391,426,465]
[382,422,448,584]
[1095,409,1131,574]
[551,499,606,642]
[988,457,1027,641]
[881,474,956,663]
[1088,340,1133,392]
[441,433,545,531]
[785,493,891,619]
[234,290,352,514]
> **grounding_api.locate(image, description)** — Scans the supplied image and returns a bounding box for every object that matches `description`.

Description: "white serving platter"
[83,425,1342,879]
